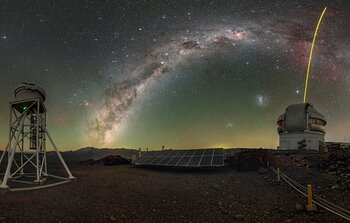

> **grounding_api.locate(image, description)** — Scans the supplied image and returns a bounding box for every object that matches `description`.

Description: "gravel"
[0,162,348,222]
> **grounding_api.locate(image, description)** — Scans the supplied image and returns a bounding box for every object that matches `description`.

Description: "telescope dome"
[277,102,326,151]
[14,82,46,102]
[277,103,326,134]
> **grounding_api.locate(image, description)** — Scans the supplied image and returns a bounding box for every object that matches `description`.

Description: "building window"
[309,118,326,126]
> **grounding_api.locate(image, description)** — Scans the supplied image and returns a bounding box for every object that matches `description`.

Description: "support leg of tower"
[0,114,26,189]
[45,128,75,180]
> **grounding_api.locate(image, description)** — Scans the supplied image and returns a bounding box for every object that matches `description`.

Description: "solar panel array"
[135,149,225,168]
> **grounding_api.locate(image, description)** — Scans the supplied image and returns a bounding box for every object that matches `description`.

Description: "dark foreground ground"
[0,163,348,223]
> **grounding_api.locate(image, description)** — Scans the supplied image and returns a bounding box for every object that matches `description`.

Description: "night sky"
[0,0,350,150]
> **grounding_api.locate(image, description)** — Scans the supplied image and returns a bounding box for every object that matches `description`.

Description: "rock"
[258,167,268,174]
[331,184,340,190]
[328,165,337,171]
[234,214,245,221]
[222,209,229,214]
[226,149,275,172]
[103,155,130,166]
[109,216,116,222]
[263,211,270,216]
[295,203,303,211]
[337,160,347,165]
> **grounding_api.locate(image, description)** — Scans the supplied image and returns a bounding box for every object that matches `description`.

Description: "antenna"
[303,6,327,103]
[0,83,75,191]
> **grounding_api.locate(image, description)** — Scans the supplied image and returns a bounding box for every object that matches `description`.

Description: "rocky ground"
[0,152,349,223]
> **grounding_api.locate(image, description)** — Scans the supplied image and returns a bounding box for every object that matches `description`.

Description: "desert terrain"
[0,151,349,223]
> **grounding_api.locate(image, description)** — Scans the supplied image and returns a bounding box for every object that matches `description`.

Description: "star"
[0,0,349,150]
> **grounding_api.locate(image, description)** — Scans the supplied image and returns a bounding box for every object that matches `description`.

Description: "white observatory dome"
[14,82,46,102]
[277,103,327,151]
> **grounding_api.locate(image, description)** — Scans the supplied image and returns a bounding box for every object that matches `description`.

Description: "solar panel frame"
[155,150,175,165]
[165,150,182,165]
[135,148,225,168]
[175,151,191,166]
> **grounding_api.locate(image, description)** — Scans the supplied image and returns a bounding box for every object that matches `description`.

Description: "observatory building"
[277,103,327,151]
[0,82,74,191]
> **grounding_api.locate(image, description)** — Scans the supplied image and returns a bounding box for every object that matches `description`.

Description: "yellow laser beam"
[303,6,327,103]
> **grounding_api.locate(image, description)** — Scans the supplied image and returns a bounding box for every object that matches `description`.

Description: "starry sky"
[0,0,350,150]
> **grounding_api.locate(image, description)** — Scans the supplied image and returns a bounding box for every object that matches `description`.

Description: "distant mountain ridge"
[47,147,139,162]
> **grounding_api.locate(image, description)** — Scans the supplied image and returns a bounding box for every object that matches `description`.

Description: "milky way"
[88,24,265,143]
[89,15,350,145]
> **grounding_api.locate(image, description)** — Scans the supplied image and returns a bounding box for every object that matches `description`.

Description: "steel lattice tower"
[0,83,75,191]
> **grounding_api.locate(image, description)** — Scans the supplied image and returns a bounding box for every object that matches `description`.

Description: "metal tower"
[0,83,75,191]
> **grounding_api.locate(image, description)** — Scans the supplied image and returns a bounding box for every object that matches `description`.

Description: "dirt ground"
[0,164,348,223]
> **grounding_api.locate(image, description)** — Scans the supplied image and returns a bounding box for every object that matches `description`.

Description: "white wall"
[279,132,325,151]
